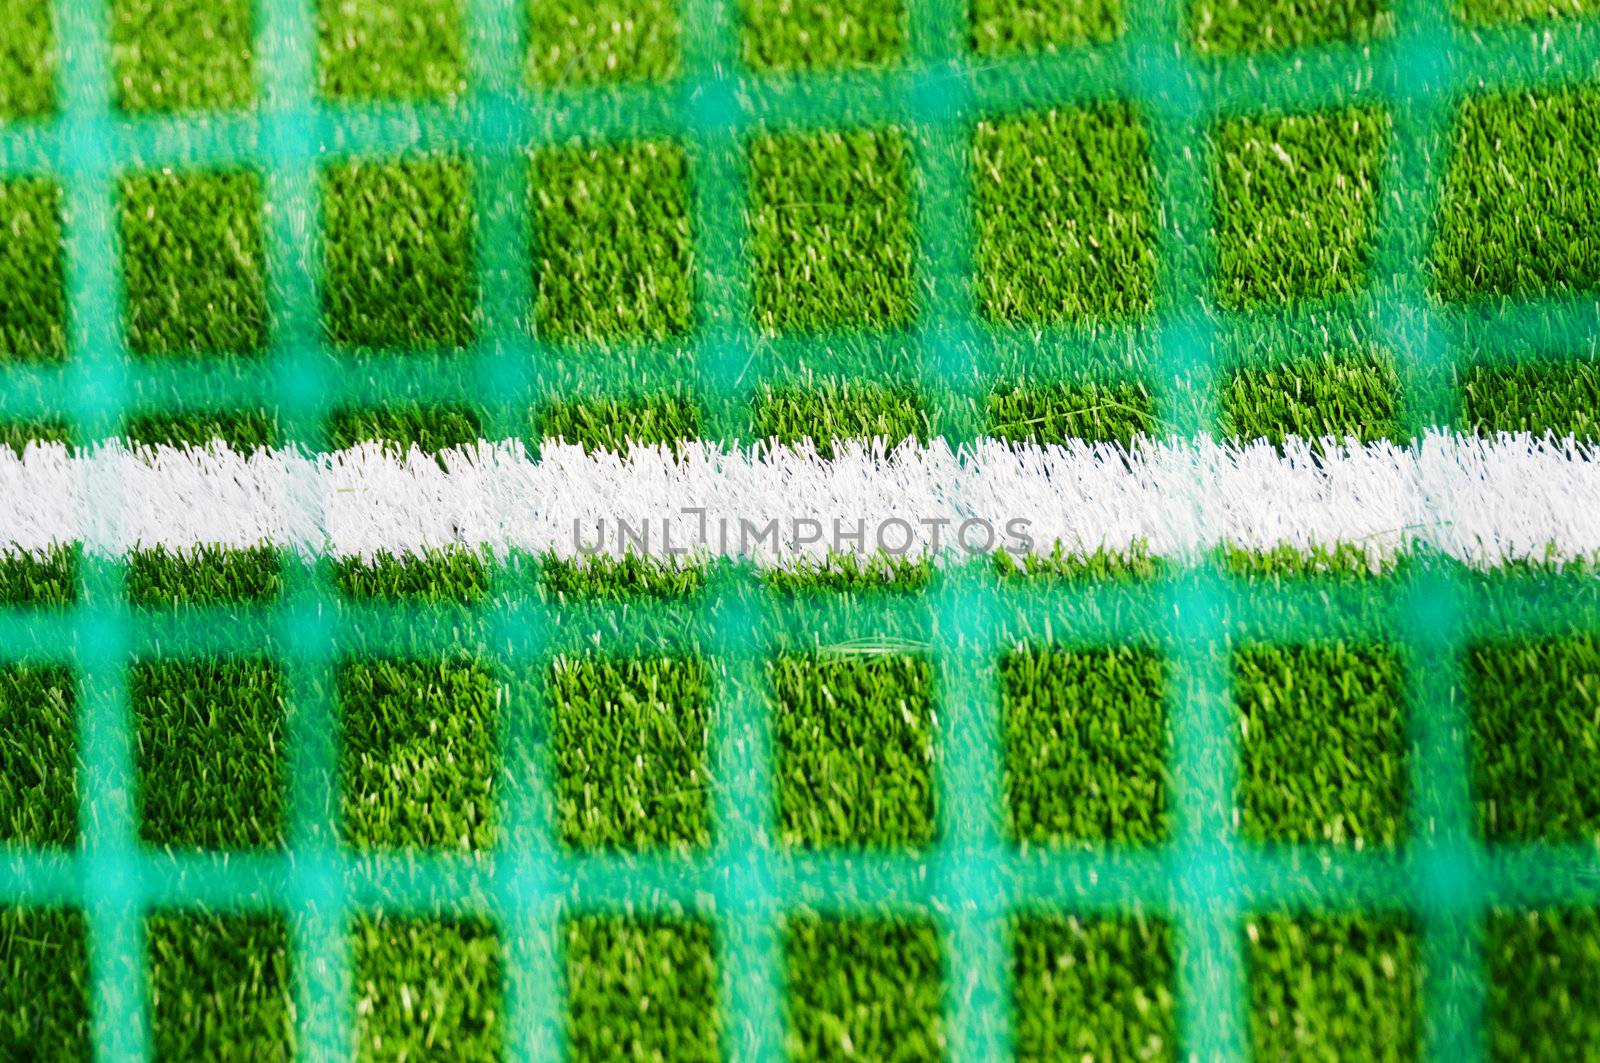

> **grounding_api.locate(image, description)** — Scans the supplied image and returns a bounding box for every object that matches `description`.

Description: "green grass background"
[2,0,1600,1058]
[4,547,1600,1059]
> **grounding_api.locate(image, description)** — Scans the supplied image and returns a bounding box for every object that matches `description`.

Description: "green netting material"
[1,0,1599,1058]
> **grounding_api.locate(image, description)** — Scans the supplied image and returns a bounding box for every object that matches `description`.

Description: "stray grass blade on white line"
[1,433,1599,568]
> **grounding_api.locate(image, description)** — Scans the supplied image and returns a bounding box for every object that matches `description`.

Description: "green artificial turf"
[538,391,701,451]
[1212,108,1389,309]
[119,168,268,357]
[335,548,491,602]
[1458,359,1600,439]
[339,658,499,850]
[125,409,278,451]
[1010,913,1176,1063]
[1244,912,1421,1062]
[760,552,934,594]
[329,403,483,452]
[748,128,917,335]
[532,140,695,345]
[995,543,1164,583]
[0,546,76,605]
[770,653,938,849]
[1485,906,1600,1062]
[0,0,55,120]
[0,177,67,363]
[972,104,1156,324]
[1001,645,1169,847]
[1233,642,1408,846]
[782,912,945,1062]
[0,417,70,456]
[146,911,295,1061]
[986,380,1157,447]
[127,545,283,605]
[131,659,286,850]
[563,911,721,1063]
[0,907,90,1060]
[754,379,927,457]
[318,0,467,101]
[1192,0,1394,54]
[0,664,76,847]
[10,0,1600,1030]
[1468,635,1600,844]
[1433,85,1600,302]
[320,155,480,352]
[969,0,1122,54]
[110,0,255,113]
[526,0,679,86]
[351,914,503,1062]
[1458,0,1600,22]
[1221,541,1395,580]
[1221,352,1401,446]
[741,0,905,72]
[550,655,714,852]
[542,554,707,600]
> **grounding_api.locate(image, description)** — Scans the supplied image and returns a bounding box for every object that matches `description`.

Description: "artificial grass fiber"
[1192,0,1394,54]
[0,544,76,605]
[4,0,1600,1052]
[748,127,917,335]
[770,653,938,849]
[1485,906,1600,1063]
[1458,359,1600,439]
[754,378,927,456]
[328,402,484,453]
[1244,912,1421,1062]
[0,0,55,121]
[339,658,499,851]
[972,104,1156,324]
[0,177,67,363]
[110,0,255,113]
[1000,644,1169,847]
[986,379,1157,447]
[1433,84,1600,302]
[119,168,268,357]
[1468,634,1600,844]
[1212,107,1389,309]
[550,655,715,852]
[131,658,287,851]
[782,912,946,1062]
[1010,912,1176,1063]
[320,155,480,352]
[538,390,701,452]
[334,547,491,603]
[145,911,295,1061]
[1458,0,1600,22]
[563,911,721,1063]
[0,907,90,1060]
[1233,642,1408,847]
[526,0,679,86]
[0,664,76,848]
[126,544,283,605]
[741,0,906,72]
[124,408,277,452]
[0,416,70,457]
[351,913,504,1061]
[318,0,467,102]
[0,552,1595,1056]
[1220,351,1401,446]
[968,0,1122,54]
[532,140,695,345]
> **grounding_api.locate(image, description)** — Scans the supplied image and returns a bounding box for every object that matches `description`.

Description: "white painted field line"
[2,432,1599,568]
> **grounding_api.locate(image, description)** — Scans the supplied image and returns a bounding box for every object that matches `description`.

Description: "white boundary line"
[3,432,1599,568]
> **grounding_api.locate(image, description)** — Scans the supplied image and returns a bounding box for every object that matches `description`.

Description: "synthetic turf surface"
[1,0,1599,1059]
